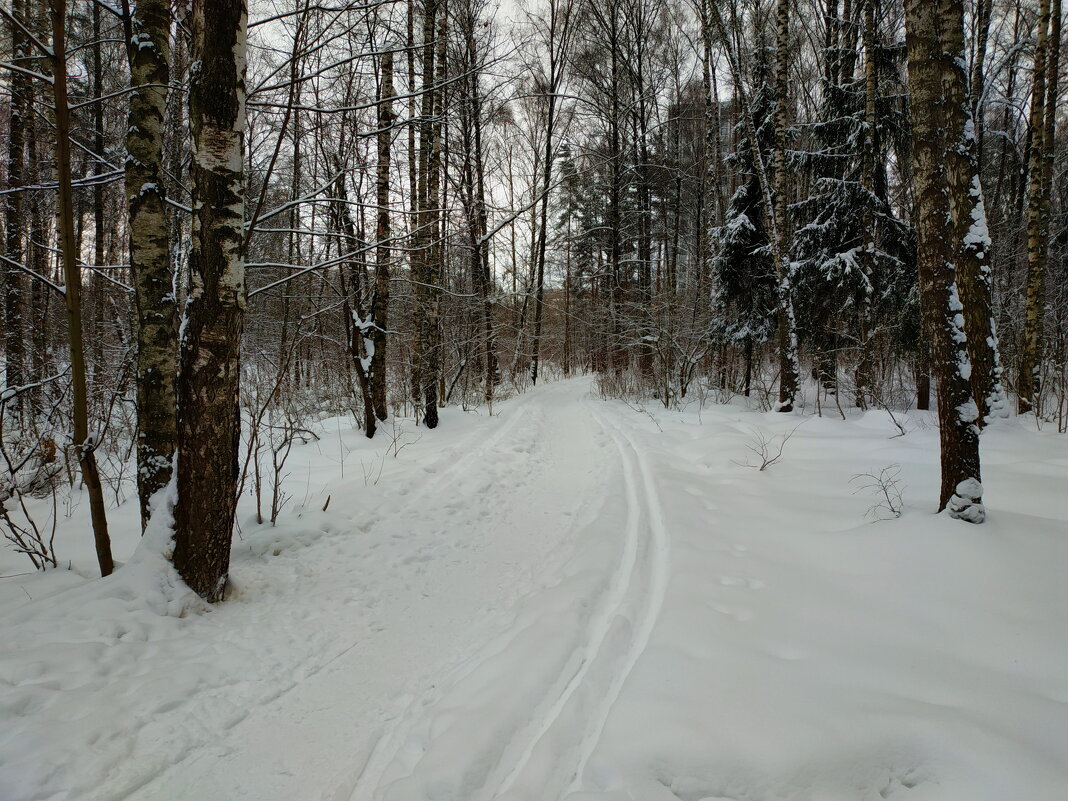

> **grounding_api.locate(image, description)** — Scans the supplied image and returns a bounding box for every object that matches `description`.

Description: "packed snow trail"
[3,377,1068,801]
[346,385,672,801]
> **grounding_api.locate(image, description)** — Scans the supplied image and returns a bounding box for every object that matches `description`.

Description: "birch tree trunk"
[124,0,178,529]
[904,0,985,521]
[172,0,248,601]
[1018,0,1060,414]
[946,0,1007,426]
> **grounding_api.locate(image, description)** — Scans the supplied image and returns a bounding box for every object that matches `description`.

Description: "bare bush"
[736,423,803,471]
[851,465,906,521]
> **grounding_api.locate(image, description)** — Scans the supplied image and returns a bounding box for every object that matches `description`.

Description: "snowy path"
[343,387,673,801]
[130,380,639,801]
[3,377,1068,801]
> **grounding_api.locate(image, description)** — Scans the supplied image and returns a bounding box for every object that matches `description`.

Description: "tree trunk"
[3,0,28,416]
[91,0,106,377]
[413,0,444,428]
[51,0,115,573]
[372,48,394,424]
[772,0,801,411]
[1018,0,1060,414]
[173,0,248,601]
[855,0,878,410]
[406,0,422,417]
[124,0,178,530]
[333,170,377,438]
[529,0,570,387]
[947,0,1007,425]
[904,0,984,521]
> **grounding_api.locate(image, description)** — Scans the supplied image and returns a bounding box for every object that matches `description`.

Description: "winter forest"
[1,0,1066,797]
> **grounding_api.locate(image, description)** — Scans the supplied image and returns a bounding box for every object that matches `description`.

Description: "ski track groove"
[348,388,671,801]
[341,394,550,801]
[565,399,671,795]
[490,397,648,798]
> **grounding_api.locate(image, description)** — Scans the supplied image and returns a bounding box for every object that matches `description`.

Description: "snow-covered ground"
[2,377,1066,801]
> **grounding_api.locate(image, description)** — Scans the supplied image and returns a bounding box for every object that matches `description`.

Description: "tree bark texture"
[3,0,28,413]
[172,0,248,601]
[904,0,985,521]
[125,0,178,529]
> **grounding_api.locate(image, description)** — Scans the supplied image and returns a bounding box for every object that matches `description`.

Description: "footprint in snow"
[710,602,753,622]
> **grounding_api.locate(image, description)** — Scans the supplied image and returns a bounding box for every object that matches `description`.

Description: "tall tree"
[452,0,499,403]
[904,0,985,521]
[770,0,801,411]
[1018,0,1061,414]
[172,0,249,600]
[528,0,575,387]
[123,0,178,528]
[50,0,116,571]
[3,0,28,414]
[412,0,446,428]
[371,46,394,424]
[711,50,777,398]
[947,0,1007,426]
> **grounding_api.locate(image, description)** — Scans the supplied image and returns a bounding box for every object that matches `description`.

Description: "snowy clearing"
[2,377,1066,801]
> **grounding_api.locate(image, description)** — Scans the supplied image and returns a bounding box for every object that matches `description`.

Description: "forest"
[0,0,1066,799]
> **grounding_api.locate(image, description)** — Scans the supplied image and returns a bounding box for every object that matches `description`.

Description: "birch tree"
[904,0,985,521]
[1018,0,1061,414]
[123,0,178,528]
[771,0,800,412]
[172,0,248,601]
[946,0,1007,426]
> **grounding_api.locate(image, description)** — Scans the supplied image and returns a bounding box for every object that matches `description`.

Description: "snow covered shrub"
[737,423,803,471]
[946,477,985,524]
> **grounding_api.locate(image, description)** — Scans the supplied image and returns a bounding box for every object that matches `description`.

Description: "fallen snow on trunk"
[1,378,1066,801]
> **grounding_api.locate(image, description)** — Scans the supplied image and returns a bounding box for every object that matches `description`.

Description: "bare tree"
[905,0,985,522]
[172,0,249,601]
[50,0,116,571]
[3,0,28,418]
[528,0,577,387]
[1018,0,1061,414]
[122,0,178,528]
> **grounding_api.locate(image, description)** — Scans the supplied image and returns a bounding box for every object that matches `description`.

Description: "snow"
[2,378,1067,801]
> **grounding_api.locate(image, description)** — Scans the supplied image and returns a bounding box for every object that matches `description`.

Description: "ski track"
[340,390,562,801]
[348,387,672,801]
[565,399,671,795]
[490,397,672,799]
